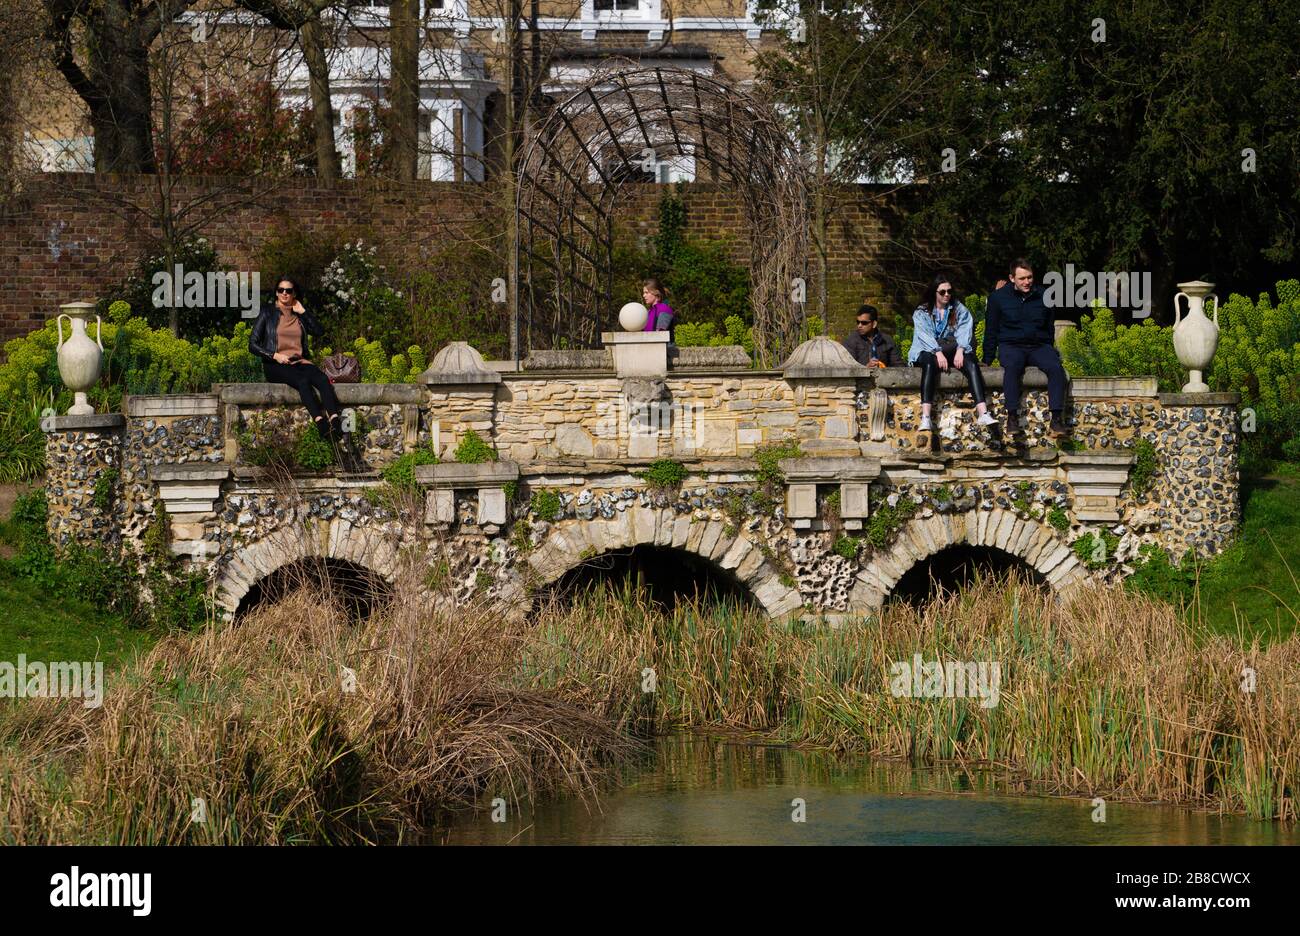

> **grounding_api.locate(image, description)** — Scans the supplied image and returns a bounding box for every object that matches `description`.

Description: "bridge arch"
[850,508,1088,612]
[213,519,401,619]
[527,506,803,618]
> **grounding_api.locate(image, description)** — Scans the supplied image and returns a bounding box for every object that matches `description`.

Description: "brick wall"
[0,173,922,345]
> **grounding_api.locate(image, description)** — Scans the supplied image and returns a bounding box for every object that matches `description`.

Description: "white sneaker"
[976,412,998,427]
[918,416,932,431]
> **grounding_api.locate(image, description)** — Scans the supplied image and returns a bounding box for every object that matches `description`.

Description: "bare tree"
[237,0,343,181]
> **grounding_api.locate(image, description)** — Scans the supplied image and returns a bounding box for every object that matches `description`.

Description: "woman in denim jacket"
[907,274,997,433]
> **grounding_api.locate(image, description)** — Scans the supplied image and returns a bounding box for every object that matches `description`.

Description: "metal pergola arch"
[513,63,809,367]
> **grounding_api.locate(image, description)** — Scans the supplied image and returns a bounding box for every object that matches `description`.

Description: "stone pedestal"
[601,331,670,378]
[44,414,126,553]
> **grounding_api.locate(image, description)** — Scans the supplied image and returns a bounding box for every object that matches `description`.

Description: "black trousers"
[915,350,987,406]
[262,359,342,427]
[998,343,1067,413]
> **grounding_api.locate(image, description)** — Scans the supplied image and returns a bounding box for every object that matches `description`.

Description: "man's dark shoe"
[1006,413,1022,435]
[1049,414,1069,438]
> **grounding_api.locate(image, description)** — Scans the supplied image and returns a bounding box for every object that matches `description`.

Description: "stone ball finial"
[420,340,501,385]
[781,335,871,379]
[619,301,649,331]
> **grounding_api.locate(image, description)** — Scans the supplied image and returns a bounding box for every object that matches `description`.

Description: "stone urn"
[56,300,103,415]
[1172,281,1219,393]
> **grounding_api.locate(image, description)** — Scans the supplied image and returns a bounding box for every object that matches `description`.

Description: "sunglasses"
[937,288,952,295]
[856,320,873,326]
[276,287,295,294]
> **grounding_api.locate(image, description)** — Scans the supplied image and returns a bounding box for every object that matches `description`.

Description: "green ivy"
[1047,507,1071,532]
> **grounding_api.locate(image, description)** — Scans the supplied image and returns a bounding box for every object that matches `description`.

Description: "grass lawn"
[1190,462,1300,643]
[0,571,158,669]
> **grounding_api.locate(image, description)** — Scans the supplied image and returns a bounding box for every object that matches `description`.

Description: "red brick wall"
[0,173,920,344]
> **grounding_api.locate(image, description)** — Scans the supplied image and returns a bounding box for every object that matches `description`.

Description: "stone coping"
[229,466,381,483]
[517,457,759,478]
[1158,392,1240,406]
[150,463,232,482]
[124,393,221,417]
[415,461,520,488]
[49,414,125,431]
[779,456,882,481]
[600,331,671,344]
[1058,452,1136,467]
[522,345,753,372]
[874,367,1049,391]
[1068,376,1159,398]
[215,383,426,405]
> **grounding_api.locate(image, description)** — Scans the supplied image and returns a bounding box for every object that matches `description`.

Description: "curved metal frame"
[514,63,809,366]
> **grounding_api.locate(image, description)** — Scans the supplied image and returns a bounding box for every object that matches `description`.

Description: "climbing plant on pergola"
[513,63,809,368]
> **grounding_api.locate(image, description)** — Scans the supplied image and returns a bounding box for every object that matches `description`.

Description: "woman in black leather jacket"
[249,275,344,440]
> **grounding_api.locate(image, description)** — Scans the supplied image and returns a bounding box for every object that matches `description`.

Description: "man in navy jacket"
[981,258,1069,438]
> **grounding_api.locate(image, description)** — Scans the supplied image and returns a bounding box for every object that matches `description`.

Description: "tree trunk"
[301,18,340,183]
[390,0,420,182]
[85,3,156,172]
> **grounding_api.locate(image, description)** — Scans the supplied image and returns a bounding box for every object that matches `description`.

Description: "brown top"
[275,309,302,359]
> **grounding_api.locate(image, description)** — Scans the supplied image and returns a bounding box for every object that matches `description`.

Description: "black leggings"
[262,360,342,428]
[915,350,987,406]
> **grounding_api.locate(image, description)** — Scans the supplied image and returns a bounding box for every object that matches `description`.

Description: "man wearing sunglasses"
[842,304,903,369]
[981,258,1069,438]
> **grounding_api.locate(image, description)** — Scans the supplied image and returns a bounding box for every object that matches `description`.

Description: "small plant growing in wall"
[1129,438,1159,496]
[636,459,688,491]
[381,446,440,492]
[832,535,860,560]
[92,468,119,513]
[530,489,562,522]
[1047,506,1071,533]
[752,439,803,492]
[454,430,497,464]
[295,423,336,471]
[1072,529,1120,570]
[866,498,918,550]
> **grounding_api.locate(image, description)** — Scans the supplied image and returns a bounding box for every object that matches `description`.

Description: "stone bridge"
[43,332,1241,620]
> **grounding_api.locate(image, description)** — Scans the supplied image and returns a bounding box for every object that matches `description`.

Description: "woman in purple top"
[641,278,674,332]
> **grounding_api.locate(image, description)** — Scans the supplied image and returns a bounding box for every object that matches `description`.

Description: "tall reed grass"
[0,580,633,844]
[521,576,1300,820]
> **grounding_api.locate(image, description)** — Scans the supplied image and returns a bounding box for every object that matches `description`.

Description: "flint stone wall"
[43,365,1241,619]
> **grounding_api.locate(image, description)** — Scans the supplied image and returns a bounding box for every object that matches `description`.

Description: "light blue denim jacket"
[907,302,974,365]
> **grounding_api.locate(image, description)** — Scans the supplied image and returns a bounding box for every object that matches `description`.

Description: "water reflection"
[439,737,1296,845]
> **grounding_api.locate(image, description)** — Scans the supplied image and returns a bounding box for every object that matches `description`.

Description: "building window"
[594,0,640,9]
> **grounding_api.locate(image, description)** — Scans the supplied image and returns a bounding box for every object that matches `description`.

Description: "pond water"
[439,737,1296,845]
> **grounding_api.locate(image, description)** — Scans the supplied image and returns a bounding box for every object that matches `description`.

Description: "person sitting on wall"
[981,257,1069,438]
[908,275,998,433]
[842,304,903,368]
[249,275,357,465]
[641,278,675,334]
